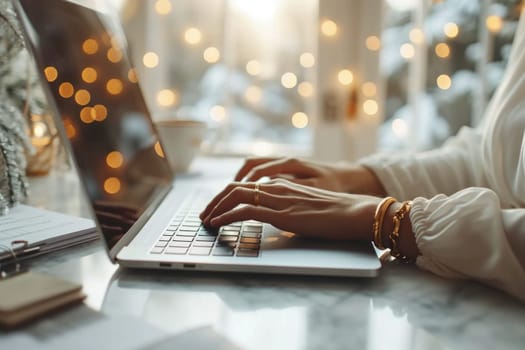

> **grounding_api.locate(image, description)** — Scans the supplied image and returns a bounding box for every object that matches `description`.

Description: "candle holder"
[26,114,58,176]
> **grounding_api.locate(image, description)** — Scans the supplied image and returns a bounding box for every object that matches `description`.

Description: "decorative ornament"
[0,0,47,214]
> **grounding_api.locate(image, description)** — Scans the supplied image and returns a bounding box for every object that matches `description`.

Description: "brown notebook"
[0,271,85,328]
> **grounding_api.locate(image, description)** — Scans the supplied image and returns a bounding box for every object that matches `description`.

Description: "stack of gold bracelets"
[372,196,412,262]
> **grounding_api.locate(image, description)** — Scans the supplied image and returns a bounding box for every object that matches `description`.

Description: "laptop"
[13,0,381,277]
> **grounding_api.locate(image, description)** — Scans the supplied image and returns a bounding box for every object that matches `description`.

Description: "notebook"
[13,0,381,277]
[0,204,96,262]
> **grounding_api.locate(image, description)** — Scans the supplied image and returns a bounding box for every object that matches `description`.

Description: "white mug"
[154,119,206,173]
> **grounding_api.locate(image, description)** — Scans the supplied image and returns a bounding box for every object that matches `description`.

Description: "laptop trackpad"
[260,228,379,271]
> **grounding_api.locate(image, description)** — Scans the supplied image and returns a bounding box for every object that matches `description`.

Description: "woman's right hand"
[233,157,386,196]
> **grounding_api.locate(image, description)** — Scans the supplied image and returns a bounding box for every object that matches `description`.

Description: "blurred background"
[110,0,523,161]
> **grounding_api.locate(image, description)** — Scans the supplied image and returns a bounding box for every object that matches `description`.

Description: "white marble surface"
[3,157,525,350]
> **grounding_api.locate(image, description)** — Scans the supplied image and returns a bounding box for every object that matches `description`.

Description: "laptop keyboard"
[150,198,262,258]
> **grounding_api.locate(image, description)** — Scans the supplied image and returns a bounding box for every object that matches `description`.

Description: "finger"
[210,205,281,228]
[264,178,334,199]
[234,157,279,181]
[200,182,252,219]
[203,185,288,225]
[244,158,314,182]
[275,177,316,188]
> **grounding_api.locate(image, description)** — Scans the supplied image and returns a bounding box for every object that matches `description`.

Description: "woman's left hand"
[200,179,381,241]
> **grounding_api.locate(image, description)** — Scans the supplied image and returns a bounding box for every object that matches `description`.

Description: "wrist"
[382,201,419,261]
[374,199,419,262]
[338,165,386,196]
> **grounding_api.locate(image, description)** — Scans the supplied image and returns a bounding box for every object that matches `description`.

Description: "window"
[115,0,522,159]
[380,0,522,151]
[118,0,317,156]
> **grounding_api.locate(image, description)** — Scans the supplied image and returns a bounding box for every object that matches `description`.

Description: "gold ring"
[254,183,260,206]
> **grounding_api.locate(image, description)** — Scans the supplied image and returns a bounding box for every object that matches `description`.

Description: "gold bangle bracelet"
[372,196,397,249]
[389,201,412,261]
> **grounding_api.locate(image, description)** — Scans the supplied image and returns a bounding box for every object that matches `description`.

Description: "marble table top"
[2,158,524,350]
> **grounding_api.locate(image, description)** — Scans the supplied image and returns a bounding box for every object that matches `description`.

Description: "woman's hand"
[233,157,386,196]
[200,179,381,241]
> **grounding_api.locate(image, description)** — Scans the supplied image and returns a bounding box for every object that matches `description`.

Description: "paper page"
[0,205,95,257]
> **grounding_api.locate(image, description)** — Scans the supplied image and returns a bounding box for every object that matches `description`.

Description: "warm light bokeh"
[298,82,314,98]
[184,27,202,45]
[365,36,381,51]
[157,89,178,107]
[107,47,123,63]
[75,89,91,106]
[246,60,262,76]
[209,105,227,122]
[104,177,121,194]
[155,0,172,15]
[106,79,124,95]
[143,52,159,68]
[281,72,298,89]
[203,47,221,63]
[82,67,98,83]
[400,43,415,59]
[338,69,354,85]
[444,22,459,38]
[299,52,315,68]
[59,82,75,99]
[291,112,309,128]
[82,38,99,55]
[321,19,338,37]
[486,15,503,33]
[44,66,58,82]
[106,151,124,169]
[435,43,450,58]
[437,74,452,90]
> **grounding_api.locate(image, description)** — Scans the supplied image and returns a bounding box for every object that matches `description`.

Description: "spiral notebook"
[0,204,96,262]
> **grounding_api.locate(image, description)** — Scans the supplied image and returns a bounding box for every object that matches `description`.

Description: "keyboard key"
[220,230,239,236]
[239,243,259,250]
[212,247,235,256]
[155,241,169,248]
[198,227,218,235]
[241,232,261,239]
[170,241,191,248]
[193,241,214,247]
[179,226,199,232]
[165,247,188,255]
[189,247,212,256]
[196,235,217,242]
[216,242,237,249]
[222,226,241,232]
[218,235,238,243]
[150,247,164,254]
[173,236,194,242]
[237,249,259,257]
[176,231,197,237]
[158,236,171,242]
[240,237,260,244]
[243,225,263,233]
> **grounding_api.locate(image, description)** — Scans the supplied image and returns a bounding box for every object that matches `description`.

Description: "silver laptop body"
[14,0,381,277]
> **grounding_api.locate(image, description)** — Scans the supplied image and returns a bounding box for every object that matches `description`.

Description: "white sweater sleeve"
[358,10,525,301]
[359,126,488,201]
[410,189,525,302]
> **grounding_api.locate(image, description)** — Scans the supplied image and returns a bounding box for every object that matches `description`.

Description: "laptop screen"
[15,0,174,251]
